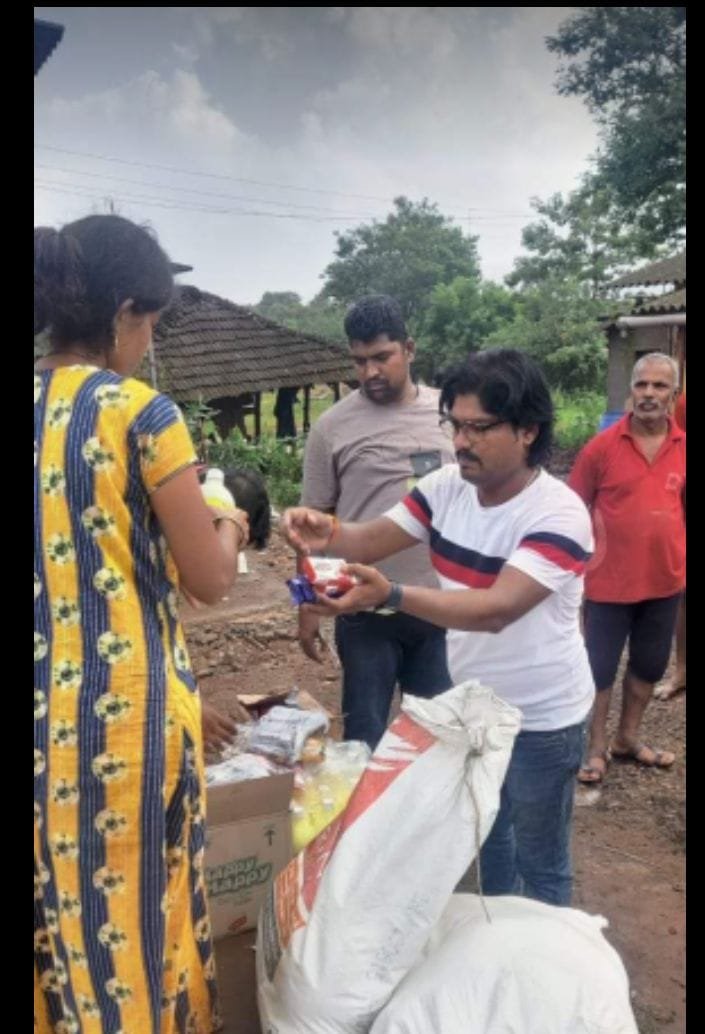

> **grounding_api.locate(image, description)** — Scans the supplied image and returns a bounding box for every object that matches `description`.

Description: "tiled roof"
[633,288,686,315]
[610,252,685,288]
[151,285,354,400]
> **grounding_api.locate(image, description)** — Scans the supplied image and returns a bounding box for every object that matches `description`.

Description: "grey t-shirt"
[301,384,456,587]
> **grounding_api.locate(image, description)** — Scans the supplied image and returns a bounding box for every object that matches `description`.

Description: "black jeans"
[334,611,452,750]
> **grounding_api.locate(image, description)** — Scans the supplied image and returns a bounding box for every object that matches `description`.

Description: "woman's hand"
[201,701,237,752]
[210,506,250,547]
[281,507,336,555]
[303,563,391,616]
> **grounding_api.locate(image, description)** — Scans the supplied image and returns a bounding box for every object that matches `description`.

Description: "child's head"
[222,468,271,550]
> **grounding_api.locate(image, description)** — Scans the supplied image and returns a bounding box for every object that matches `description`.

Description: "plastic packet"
[287,557,359,606]
[291,739,371,853]
[238,705,329,765]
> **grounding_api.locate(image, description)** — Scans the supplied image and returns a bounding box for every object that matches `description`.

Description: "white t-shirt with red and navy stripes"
[385,465,595,731]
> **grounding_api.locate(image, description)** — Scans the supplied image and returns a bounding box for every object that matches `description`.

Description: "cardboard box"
[205,770,294,938]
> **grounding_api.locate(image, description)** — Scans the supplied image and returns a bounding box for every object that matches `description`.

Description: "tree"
[484,279,607,393]
[322,197,480,322]
[506,176,656,298]
[547,7,685,247]
[253,291,304,324]
[252,291,346,342]
[415,278,519,381]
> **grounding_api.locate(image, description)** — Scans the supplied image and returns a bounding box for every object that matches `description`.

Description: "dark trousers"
[334,611,452,750]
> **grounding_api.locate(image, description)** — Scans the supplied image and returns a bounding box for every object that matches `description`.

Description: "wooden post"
[254,392,261,441]
[147,342,158,390]
[332,381,341,402]
[303,385,311,434]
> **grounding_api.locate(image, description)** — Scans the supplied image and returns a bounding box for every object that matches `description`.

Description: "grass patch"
[553,390,606,451]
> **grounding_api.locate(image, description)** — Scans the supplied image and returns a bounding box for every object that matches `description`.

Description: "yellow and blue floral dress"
[34,366,220,1034]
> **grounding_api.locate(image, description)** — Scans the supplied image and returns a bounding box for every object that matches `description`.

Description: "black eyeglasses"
[439,416,508,440]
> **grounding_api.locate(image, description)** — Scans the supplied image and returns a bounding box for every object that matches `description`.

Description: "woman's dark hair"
[34,214,174,351]
[344,294,407,344]
[439,349,553,467]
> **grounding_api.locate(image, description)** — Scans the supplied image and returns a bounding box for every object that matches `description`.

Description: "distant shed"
[151,285,354,436]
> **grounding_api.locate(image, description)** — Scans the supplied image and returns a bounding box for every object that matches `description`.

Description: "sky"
[34,7,599,307]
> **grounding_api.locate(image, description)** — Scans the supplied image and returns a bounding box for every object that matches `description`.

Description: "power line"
[34,182,381,222]
[34,163,381,218]
[34,143,533,219]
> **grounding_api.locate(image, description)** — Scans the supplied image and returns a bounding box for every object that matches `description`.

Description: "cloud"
[343,6,459,61]
[39,69,248,156]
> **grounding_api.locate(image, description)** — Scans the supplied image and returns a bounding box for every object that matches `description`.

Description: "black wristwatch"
[378,581,403,612]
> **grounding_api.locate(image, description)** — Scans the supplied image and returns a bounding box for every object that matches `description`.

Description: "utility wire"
[34,143,533,218]
[34,181,379,221]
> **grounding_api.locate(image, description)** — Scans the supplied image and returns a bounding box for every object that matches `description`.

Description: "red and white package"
[256,682,521,1034]
[301,557,359,597]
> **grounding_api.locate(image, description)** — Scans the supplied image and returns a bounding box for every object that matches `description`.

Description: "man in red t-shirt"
[655,387,686,700]
[569,353,685,782]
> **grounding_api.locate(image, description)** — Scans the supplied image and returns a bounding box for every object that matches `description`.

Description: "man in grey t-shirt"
[300,294,455,748]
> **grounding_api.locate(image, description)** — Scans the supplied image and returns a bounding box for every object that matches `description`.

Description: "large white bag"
[371,894,639,1034]
[256,682,521,1034]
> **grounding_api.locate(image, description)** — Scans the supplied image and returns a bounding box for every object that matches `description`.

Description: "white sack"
[371,893,638,1034]
[256,682,521,1034]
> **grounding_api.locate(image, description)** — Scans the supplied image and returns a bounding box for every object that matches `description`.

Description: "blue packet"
[286,575,318,606]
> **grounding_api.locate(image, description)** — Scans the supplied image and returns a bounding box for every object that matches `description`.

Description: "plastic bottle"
[202,468,249,574]
[202,468,236,509]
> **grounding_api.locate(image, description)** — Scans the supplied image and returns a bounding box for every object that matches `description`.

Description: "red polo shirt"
[568,415,685,603]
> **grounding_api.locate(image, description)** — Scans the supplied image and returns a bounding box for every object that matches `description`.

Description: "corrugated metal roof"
[633,288,686,315]
[34,19,64,75]
[610,252,685,288]
[151,285,354,400]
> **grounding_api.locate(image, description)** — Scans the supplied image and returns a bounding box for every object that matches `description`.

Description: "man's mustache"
[456,449,481,464]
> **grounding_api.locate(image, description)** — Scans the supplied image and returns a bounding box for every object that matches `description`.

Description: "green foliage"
[547,7,685,248]
[208,431,304,509]
[414,278,520,381]
[182,398,222,463]
[183,398,304,508]
[252,291,346,342]
[506,175,657,297]
[484,279,607,393]
[553,389,605,450]
[543,342,607,395]
[322,196,480,322]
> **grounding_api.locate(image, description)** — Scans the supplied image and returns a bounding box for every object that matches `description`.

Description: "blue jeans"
[335,611,452,750]
[479,720,585,906]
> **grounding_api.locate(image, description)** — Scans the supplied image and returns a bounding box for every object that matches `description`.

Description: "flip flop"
[653,680,686,701]
[577,752,609,785]
[610,743,675,769]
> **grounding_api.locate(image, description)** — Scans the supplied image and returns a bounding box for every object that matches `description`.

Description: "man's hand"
[281,507,335,555]
[201,701,237,752]
[304,563,391,616]
[298,607,327,662]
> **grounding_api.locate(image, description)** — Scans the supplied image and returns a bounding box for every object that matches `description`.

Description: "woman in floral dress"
[34,215,249,1033]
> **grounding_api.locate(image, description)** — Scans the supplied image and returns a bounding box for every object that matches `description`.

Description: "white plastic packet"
[371,894,638,1034]
[256,682,521,1034]
[236,706,330,765]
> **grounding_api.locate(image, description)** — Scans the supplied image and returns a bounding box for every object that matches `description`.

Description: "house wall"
[606,324,678,411]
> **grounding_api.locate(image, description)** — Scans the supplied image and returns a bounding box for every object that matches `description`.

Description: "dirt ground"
[186,523,685,1034]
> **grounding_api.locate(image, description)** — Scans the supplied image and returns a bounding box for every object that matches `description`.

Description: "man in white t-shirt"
[283,348,595,906]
